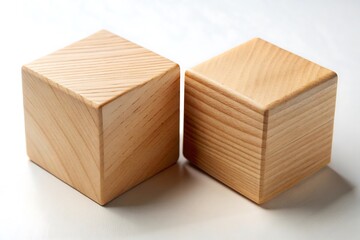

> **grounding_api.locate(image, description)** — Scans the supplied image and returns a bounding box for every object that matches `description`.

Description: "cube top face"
[188,38,336,110]
[24,30,177,108]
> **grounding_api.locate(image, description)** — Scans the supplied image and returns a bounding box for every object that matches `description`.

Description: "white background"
[1,0,360,239]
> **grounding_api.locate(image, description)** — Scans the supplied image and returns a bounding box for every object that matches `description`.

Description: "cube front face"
[183,38,337,204]
[22,30,180,205]
[22,68,102,203]
[183,72,266,203]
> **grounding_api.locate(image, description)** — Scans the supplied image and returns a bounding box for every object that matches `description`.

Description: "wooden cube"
[183,38,337,204]
[22,30,180,205]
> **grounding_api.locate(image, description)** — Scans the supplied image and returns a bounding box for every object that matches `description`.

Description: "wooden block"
[22,30,180,205]
[183,38,337,204]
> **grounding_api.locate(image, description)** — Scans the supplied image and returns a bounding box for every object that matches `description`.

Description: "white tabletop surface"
[1,0,360,239]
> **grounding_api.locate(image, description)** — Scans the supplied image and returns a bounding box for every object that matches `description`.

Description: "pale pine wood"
[183,38,337,204]
[23,71,102,202]
[102,67,180,202]
[22,30,180,205]
[190,38,336,110]
[25,30,176,108]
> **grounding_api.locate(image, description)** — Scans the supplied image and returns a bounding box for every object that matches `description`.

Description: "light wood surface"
[102,66,180,203]
[25,30,176,108]
[22,30,180,205]
[23,70,102,202]
[190,38,336,110]
[183,38,337,203]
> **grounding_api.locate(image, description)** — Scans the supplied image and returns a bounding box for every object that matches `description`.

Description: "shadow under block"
[22,30,180,205]
[183,38,337,204]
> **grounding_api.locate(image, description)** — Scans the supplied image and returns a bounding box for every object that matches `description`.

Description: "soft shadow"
[107,159,194,207]
[262,166,354,210]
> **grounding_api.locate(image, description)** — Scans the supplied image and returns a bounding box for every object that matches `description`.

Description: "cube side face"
[260,77,337,203]
[101,66,180,203]
[183,72,266,203]
[22,68,102,203]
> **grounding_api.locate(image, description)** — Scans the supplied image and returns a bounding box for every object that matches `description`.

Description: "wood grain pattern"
[22,30,180,205]
[190,38,336,110]
[184,73,265,202]
[183,38,337,204]
[261,79,336,203]
[23,70,102,202]
[25,30,176,108]
[102,66,180,203]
